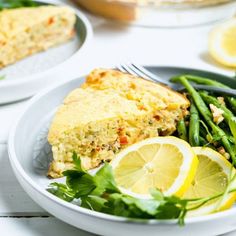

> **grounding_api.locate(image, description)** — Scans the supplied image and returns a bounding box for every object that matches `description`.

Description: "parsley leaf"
[0,0,38,10]
[48,182,75,202]
[93,163,120,195]
[47,153,235,226]
[63,153,96,197]
[81,195,108,212]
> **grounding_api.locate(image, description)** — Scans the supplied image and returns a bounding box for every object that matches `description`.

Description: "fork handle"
[131,64,173,86]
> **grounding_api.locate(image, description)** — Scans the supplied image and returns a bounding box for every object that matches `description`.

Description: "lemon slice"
[184,147,236,217]
[209,19,236,67]
[110,136,198,199]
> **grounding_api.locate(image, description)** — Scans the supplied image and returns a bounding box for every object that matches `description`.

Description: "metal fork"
[117,63,236,96]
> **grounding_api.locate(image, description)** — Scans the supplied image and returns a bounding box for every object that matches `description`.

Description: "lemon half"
[185,147,236,217]
[209,18,236,67]
[110,136,198,199]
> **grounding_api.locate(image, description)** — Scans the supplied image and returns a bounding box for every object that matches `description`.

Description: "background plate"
[8,66,236,236]
[0,0,92,104]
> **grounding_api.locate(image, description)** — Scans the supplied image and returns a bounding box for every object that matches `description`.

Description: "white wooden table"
[1,2,236,235]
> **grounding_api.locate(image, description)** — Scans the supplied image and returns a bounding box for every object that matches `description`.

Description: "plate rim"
[7,66,236,226]
[0,0,93,87]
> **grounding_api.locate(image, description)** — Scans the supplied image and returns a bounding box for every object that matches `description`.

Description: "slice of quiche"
[0,5,76,68]
[48,69,189,178]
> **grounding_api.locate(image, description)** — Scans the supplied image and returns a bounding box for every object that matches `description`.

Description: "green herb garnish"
[0,0,37,10]
[48,153,236,226]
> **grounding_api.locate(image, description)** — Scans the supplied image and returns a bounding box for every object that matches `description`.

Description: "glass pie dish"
[75,0,236,27]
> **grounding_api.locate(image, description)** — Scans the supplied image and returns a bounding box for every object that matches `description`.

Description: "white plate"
[0,0,92,104]
[8,67,236,236]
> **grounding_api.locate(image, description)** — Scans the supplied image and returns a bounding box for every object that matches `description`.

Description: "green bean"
[180,75,228,88]
[189,103,200,146]
[227,97,236,114]
[187,75,236,114]
[177,119,188,141]
[171,74,236,115]
[173,76,236,164]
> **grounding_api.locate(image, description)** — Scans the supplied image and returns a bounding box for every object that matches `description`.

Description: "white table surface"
[1,1,236,235]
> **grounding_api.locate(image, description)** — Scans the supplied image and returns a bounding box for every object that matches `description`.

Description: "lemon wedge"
[184,147,236,217]
[110,136,198,199]
[209,18,236,67]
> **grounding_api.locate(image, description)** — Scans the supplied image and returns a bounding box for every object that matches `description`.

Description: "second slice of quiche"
[0,5,76,68]
[48,69,190,178]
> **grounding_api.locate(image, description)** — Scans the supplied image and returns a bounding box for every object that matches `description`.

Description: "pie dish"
[76,0,236,27]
